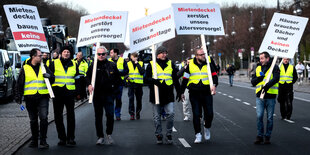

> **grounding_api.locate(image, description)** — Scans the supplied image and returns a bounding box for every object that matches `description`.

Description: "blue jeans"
[152,102,174,136]
[256,98,276,138]
[229,75,234,86]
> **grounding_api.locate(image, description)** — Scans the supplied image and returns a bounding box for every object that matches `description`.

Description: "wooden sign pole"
[260,55,278,99]
[40,61,54,98]
[88,42,100,104]
[151,44,160,105]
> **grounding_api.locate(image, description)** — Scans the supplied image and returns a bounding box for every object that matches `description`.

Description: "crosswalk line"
[235,98,241,101]
[303,127,310,132]
[242,102,250,105]
[173,127,177,132]
[178,138,191,148]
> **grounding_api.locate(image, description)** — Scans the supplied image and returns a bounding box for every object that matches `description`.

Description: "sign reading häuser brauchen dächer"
[77,11,128,47]
[129,8,175,53]
[3,4,49,52]
[172,3,225,35]
[259,13,308,58]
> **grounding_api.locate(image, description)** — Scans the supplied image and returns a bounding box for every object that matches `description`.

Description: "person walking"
[109,48,127,121]
[179,59,191,121]
[278,58,297,120]
[87,46,122,145]
[251,52,280,145]
[226,64,235,86]
[178,48,218,143]
[145,46,181,144]
[49,46,80,146]
[295,61,305,85]
[14,48,54,149]
[125,52,145,120]
[74,51,88,100]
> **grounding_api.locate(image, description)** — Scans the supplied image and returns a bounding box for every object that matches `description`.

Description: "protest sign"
[3,4,49,52]
[129,8,175,53]
[77,11,128,47]
[172,3,225,35]
[259,13,308,58]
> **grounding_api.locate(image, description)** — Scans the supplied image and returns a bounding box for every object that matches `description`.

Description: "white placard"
[129,8,175,53]
[77,11,128,47]
[3,4,49,52]
[172,3,225,35]
[259,13,308,58]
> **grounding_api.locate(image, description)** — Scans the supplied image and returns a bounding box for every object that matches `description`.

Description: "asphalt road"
[15,81,310,155]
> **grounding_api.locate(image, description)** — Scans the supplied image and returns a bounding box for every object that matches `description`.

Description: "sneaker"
[194,133,202,144]
[264,136,271,144]
[156,135,163,144]
[57,140,66,146]
[116,117,121,121]
[39,140,49,149]
[130,115,135,120]
[106,135,114,145]
[254,136,263,144]
[166,135,173,144]
[29,140,38,148]
[204,127,211,140]
[184,116,190,121]
[96,137,104,145]
[67,139,76,146]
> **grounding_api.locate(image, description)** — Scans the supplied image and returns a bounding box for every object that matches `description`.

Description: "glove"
[259,72,265,77]
[261,85,270,94]
[43,73,51,78]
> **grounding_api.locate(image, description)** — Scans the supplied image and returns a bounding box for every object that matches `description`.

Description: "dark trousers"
[93,95,115,137]
[189,91,213,134]
[53,96,75,141]
[25,97,49,141]
[114,86,123,117]
[128,85,143,116]
[79,77,87,99]
[278,89,294,119]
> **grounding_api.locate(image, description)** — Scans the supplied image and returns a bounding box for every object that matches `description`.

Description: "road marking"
[223,93,227,96]
[178,138,191,148]
[235,98,241,101]
[284,119,295,123]
[253,106,256,109]
[218,92,222,94]
[303,127,310,132]
[173,127,177,132]
[242,102,250,105]
[294,97,310,103]
[228,95,234,98]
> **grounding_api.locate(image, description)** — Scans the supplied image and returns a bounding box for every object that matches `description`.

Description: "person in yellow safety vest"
[14,48,54,149]
[74,51,89,100]
[251,51,280,145]
[124,52,145,120]
[180,58,191,121]
[145,46,181,144]
[49,46,80,146]
[277,58,297,120]
[177,48,218,144]
[42,52,49,65]
[87,56,93,67]
[109,48,127,121]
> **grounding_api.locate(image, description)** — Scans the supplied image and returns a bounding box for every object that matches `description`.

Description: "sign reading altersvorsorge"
[3,4,49,52]
[129,8,175,53]
[77,11,128,47]
[259,13,308,58]
[172,3,225,35]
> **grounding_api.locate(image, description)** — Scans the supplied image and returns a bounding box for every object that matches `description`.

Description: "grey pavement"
[0,98,87,155]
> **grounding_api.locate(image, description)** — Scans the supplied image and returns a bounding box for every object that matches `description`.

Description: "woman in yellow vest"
[125,52,145,120]
[277,58,297,120]
[14,48,54,149]
[251,52,280,145]
[74,51,89,100]
[49,46,80,146]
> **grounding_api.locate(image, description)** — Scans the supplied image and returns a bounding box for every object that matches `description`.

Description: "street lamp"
[231,16,236,65]
[182,43,185,61]
[248,11,255,32]
[225,19,229,38]
[261,7,267,29]
[0,16,3,36]
[292,0,303,62]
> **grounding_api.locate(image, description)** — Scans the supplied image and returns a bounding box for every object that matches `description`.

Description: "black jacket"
[145,58,181,105]
[251,59,280,99]
[86,59,122,97]
[14,59,54,102]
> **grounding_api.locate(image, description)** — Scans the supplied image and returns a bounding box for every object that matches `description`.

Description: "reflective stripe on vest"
[187,58,209,86]
[255,66,278,94]
[150,60,173,86]
[23,64,48,95]
[128,61,144,84]
[52,59,76,90]
[109,57,124,80]
[279,64,293,84]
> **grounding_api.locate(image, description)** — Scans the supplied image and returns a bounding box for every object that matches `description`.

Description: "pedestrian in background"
[278,58,297,120]
[15,48,54,149]
[74,51,88,101]
[295,61,305,85]
[226,64,235,86]
[179,59,191,121]
[49,46,80,146]
[251,51,280,145]
[87,46,121,145]
[307,64,310,81]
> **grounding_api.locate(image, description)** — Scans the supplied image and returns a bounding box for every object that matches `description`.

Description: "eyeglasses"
[97,53,107,56]
[196,53,205,56]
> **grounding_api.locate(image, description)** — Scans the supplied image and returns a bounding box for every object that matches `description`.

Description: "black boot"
[29,140,38,148]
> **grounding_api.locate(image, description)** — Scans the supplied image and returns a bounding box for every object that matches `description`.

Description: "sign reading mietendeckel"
[77,11,128,47]
[172,3,225,35]
[129,8,175,52]
[259,13,308,58]
[3,4,49,52]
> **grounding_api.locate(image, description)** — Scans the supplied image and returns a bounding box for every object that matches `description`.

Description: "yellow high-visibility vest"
[23,64,48,95]
[150,60,173,86]
[74,59,88,76]
[187,58,209,86]
[52,59,76,90]
[279,64,293,84]
[109,57,124,80]
[255,66,279,94]
[127,61,144,84]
